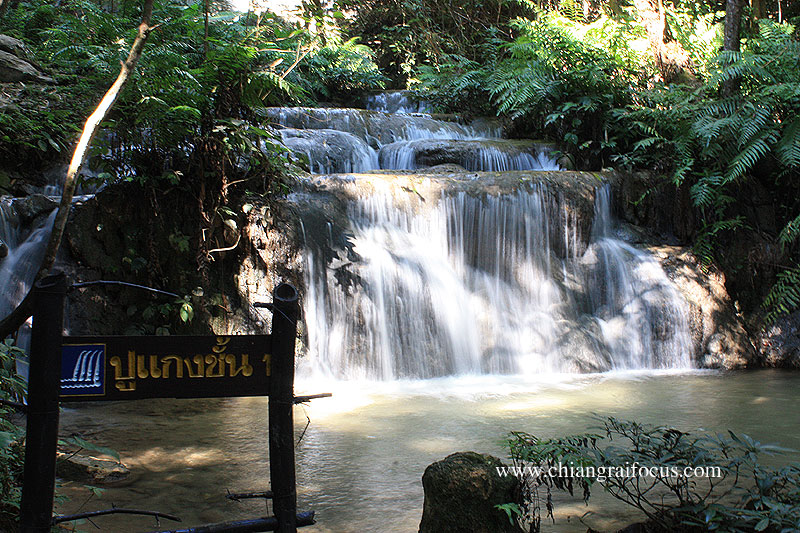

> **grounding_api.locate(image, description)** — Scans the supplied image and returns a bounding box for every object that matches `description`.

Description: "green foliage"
[763,268,800,324]
[417,13,644,167]
[298,38,387,101]
[0,0,383,178]
[0,340,26,528]
[342,0,535,84]
[617,20,800,317]
[60,435,121,464]
[504,417,800,533]
[415,53,496,115]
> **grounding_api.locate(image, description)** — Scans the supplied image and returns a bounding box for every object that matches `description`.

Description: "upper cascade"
[363,90,430,114]
[260,95,560,174]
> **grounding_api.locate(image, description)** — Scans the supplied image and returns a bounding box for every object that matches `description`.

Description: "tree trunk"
[722,0,745,96]
[751,0,765,20]
[633,0,696,84]
[0,0,156,340]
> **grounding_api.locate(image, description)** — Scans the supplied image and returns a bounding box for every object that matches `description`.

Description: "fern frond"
[764,267,800,323]
[775,118,800,168]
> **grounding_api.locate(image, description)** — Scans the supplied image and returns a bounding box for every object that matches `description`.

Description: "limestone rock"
[278,128,377,174]
[419,452,520,533]
[0,35,30,60]
[614,170,695,242]
[0,49,54,84]
[757,311,800,368]
[646,245,756,369]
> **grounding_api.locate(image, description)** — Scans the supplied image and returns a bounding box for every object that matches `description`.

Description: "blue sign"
[61,344,106,397]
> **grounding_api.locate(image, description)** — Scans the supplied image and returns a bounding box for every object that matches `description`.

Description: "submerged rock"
[56,451,130,484]
[419,452,520,533]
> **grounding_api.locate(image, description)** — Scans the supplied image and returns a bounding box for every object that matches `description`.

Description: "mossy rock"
[419,451,521,533]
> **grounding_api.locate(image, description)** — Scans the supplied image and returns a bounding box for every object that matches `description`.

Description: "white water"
[0,207,56,321]
[379,140,561,171]
[263,106,552,172]
[365,90,430,114]
[302,183,692,381]
[278,128,380,174]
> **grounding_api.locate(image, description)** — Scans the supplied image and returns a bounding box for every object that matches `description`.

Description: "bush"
[0,340,26,530]
[502,416,800,533]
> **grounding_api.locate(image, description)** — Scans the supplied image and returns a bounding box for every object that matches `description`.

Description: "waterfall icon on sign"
[60,344,106,397]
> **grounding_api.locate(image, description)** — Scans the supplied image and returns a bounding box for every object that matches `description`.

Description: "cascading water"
[272,91,694,380]
[261,105,550,173]
[364,90,430,114]
[0,201,57,320]
[301,177,693,380]
[0,201,57,376]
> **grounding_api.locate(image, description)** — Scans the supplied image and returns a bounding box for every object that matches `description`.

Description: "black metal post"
[20,272,67,533]
[268,283,299,533]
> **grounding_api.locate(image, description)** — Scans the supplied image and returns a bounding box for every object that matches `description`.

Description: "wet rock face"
[613,170,695,242]
[645,245,756,369]
[757,312,800,368]
[278,128,378,174]
[419,452,520,533]
[11,194,57,223]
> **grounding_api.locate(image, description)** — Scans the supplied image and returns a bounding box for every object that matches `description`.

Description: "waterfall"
[261,107,526,172]
[0,206,57,321]
[364,90,430,114]
[301,182,693,380]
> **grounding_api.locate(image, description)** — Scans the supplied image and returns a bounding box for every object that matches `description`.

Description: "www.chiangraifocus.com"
[496,463,724,484]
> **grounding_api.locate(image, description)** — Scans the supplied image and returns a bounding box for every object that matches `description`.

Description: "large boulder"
[11,193,57,223]
[419,452,521,533]
[645,245,757,369]
[0,49,53,84]
[0,35,31,61]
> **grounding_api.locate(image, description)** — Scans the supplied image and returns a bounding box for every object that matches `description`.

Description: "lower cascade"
[301,182,693,380]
